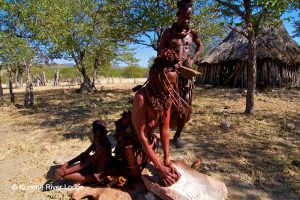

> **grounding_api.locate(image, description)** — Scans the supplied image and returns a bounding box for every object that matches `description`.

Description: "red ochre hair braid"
[144,49,190,117]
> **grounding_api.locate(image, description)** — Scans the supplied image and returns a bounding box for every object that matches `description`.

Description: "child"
[55,120,112,184]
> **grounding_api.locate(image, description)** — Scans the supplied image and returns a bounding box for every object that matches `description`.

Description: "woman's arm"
[132,93,162,169]
[131,93,178,186]
[159,107,181,182]
[159,108,171,165]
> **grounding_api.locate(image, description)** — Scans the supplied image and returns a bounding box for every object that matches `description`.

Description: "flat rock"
[145,191,161,200]
[141,161,227,200]
[292,160,300,168]
[71,187,131,200]
[220,121,230,130]
[106,93,115,98]
[286,123,296,131]
[223,106,230,109]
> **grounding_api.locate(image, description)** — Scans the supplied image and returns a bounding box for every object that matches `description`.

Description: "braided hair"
[144,49,190,117]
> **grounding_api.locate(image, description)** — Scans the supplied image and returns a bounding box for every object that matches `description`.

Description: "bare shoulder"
[190,29,199,36]
[133,90,145,108]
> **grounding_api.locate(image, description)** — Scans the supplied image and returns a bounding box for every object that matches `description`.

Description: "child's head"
[92,120,107,144]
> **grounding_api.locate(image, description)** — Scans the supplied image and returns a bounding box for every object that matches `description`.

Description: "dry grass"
[0,85,299,200]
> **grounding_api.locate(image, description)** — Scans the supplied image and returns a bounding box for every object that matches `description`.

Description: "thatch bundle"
[197,22,300,88]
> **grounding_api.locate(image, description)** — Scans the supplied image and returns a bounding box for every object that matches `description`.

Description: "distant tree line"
[0,0,298,112]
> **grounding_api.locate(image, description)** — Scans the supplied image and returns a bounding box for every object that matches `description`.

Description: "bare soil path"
[0,84,299,199]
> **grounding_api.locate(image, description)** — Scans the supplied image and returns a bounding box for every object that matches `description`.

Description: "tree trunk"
[72,50,96,93]
[19,76,23,87]
[15,69,19,88]
[79,68,95,94]
[54,69,59,86]
[93,57,101,85]
[41,71,46,86]
[24,60,34,107]
[0,65,3,105]
[7,65,15,104]
[245,31,257,114]
[93,67,97,85]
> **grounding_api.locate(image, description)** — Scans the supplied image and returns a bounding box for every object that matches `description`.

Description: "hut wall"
[197,60,300,88]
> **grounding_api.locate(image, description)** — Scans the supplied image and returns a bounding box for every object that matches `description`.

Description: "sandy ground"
[0,84,299,200]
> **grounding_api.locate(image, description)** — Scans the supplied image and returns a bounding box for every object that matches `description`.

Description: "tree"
[215,0,292,114]
[147,56,156,68]
[292,1,300,38]
[28,0,136,93]
[122,65,148,78]
[290,0,300,36]
[86,40,138,85]
[0,64,3,105]
[0,31,34,105]
[121,0,227,52]
[0,0,43,106]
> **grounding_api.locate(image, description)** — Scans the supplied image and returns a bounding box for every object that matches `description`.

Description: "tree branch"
[228,25,248,38]
[132,39,156,51]
[253,8,267,36]
[216,0,246,20]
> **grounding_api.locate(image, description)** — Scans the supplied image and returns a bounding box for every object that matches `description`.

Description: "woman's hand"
[164,162,181,181]
[157,164,181,186]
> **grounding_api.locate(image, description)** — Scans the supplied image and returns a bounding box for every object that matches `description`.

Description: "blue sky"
[55,11,299,67]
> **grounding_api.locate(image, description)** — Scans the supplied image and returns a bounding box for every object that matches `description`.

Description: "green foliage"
[33,0,137,83]
[0,33,34,66]
[58,67,82,80]
[147,56,156,69]
[101,67,123,77]
[101,65,148,78]
[121,66,148,78]
[30,66,80,81]
[292,8,300,37]
[1,65,81,83]
[2,71,8,84]
[31,66,55,80]
[121,0,227,52]
[215,0,294,32]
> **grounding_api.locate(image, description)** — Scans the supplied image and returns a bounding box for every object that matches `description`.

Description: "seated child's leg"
[63,172,97,184]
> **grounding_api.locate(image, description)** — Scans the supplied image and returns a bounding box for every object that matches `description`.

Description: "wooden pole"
[7,64,15,104]
[0,64,3,105]
[24,60,34,106]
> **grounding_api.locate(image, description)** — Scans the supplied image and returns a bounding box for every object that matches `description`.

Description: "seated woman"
[55,120,111,184]
[114,49,190,186]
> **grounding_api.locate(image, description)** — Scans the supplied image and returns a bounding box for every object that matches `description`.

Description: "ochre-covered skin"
[115,49,188,186]
[55,121,111,184]
[157,0,203,142]
[158,6,202,68]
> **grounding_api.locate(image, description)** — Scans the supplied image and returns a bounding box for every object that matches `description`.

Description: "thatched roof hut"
[197,22,300,88]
